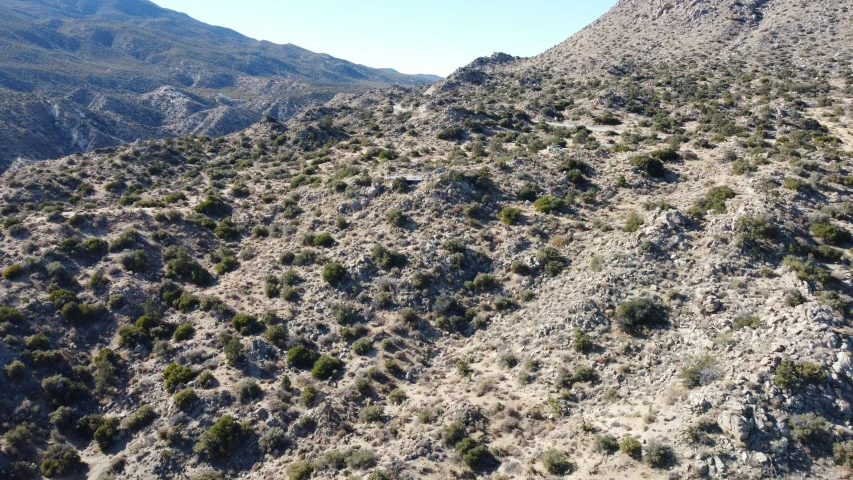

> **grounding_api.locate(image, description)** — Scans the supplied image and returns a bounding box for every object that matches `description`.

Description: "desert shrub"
[3,423,33,447]
[472,273,497,290]
[361,405,384,423]
[163,363,198,393]
[263,276,281,297]
[258,427,288,454]
[108,294,125,310]
[288,345,319,369]
[443,421,467,445]
[124,405,157,431]
[312,355,344,379]
[573,330,593,353]
[541,450,574,475]
[0,305,24,324]
[172,324,195,342]
[783,256,831,284]
[810,221,850,245]
[214,256,238,274]
[619,435,642,459]
[194,196,229,216]
[644,440,672,468]
[334,303,362,325]
[109,230,136,252]
[3,263,24,280]
[194,415,246,458]
[235,378,263,403]
[499,206,522,225]
[252,225,269,238]
[174,388,199,410]
[623,212,644,232]
[790,413,830,445]
[352,338,373,355]
[517,182,540,201]
[681,355,718,388]
[322,262,346,285]
[85,416,120,452]
[197,371,216,389]
[833,440,853,470]
[40,444,81,477]
[313,232,334,247]
[630,155,665,177]
[732,315,761,330]
[784,288,808,307]
[388,388,407,404]
[774,360,825,389]
[437,125,465,141]
[370,244,406,269]
[689,186,736,218]
[595,434,619,454]
[26,332,50,350]
[615,298,667,334]
[386,208,408,227]
[287,461,315,480]
[533,196,564,213]
[120,249,150,272]
[164,247,212,286]
[224,337,244,366]
[264,324,288,347]
[231,313,262,335]
[6,359,25,380]
[301,385,319,407]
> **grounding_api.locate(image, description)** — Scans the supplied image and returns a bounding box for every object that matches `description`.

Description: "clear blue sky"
[152,1,617,77]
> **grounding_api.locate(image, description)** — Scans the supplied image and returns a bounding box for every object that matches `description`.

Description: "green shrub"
[301,384,319,407]
[2,263,24,280]
[690,186,736,218]
[833,440,853,470]
[681,355,718,388]
[386,208,408,227]
[573,330,593,353]
[6,359,25,380]
[287,461,315,480]
[124,405,157,431]
[231,313,262,335]
[194,196,229,216]
[173,388,199,410]
[163,363,198,393]
[437,125,465,141]
[312,355,344,379]
[630,155,665,178]
[313,232,334,247]
[810,221,850,245]
[541,450,574,475]
[623,212,644,232]
[322,262,346,286]
[443,421,467,445]
[235,378,263,403]
[197,371,216,389]
[264,324,288,347]
[774,360,825,389]
[790,413,829,445]
[177,294,200,313]
[472,273,497,290]
[533,196,564,213]
[214,256,239,274]
[783,256,831,284]
[352,338,373,355]
[732,315,761,330]
[26,332,50,350]
[499,206,522,225]
[644,440,672,468]
[4,424,33,447]
[288,344,319,369]
[108,294,125,310]
[619,435,642,459]
[595,434,619,454]
[0,305,24,323]
[370,244,406,269]
[258,427,288,454]
[224,337,244,366]
[120,249,150,272]
[615,298,667,334]
[40,444,81,478]
[92,416,120,451]
[360,405,384,423]
[193,415,246,458]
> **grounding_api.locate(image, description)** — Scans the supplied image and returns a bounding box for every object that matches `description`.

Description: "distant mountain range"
[0,0,441,169]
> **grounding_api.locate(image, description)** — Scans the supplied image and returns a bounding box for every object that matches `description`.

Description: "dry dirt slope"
[0,1,852,479]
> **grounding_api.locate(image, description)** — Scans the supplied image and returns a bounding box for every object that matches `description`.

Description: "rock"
[718,411,752,443]
[694,460,709,476]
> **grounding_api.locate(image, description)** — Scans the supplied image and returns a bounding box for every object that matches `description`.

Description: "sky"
[152,0,617,77]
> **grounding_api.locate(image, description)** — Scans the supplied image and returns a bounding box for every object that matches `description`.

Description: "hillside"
[1,1,853,479]
[0,0,438,170]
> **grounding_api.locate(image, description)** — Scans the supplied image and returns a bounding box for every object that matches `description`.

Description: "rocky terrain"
[0,0,438,170]
[1,0,853,479]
